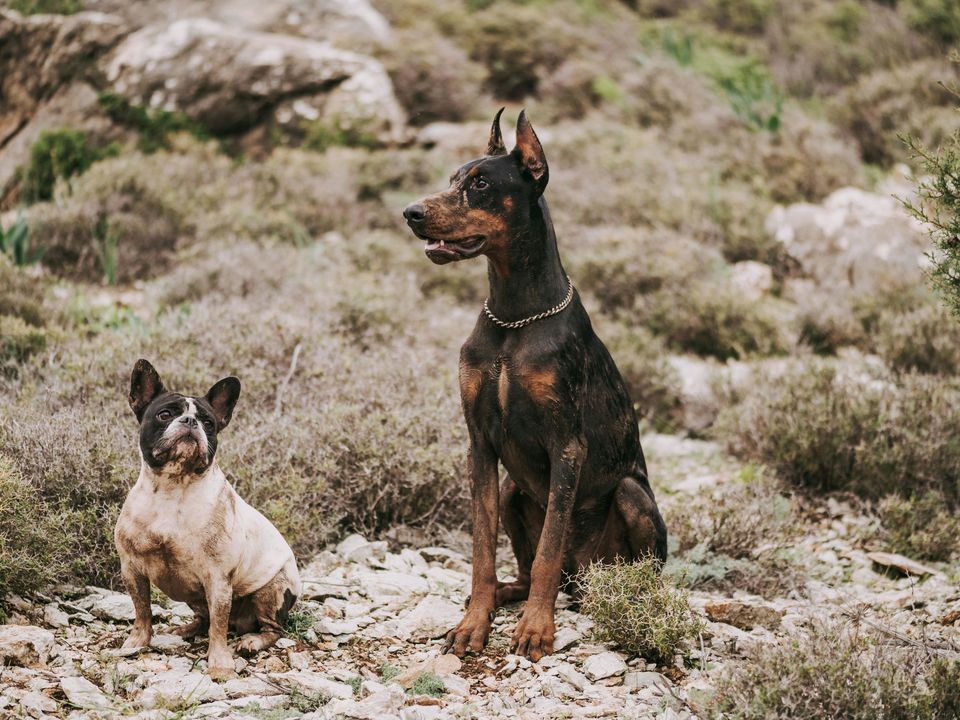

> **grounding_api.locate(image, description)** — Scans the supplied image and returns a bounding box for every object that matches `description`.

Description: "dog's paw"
[121,629,151,650]
[510,606,555,662]
[170,619,205,639]
[236,632,278,655]
[207,664,237,682]
[442,609,494,657]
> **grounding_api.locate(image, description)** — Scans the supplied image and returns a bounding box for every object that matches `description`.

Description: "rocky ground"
[2,435,958,719]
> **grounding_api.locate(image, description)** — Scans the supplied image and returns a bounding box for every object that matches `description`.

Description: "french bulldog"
[115,359,300,679]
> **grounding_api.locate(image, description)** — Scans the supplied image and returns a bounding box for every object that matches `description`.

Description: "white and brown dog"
[115,359,300,678]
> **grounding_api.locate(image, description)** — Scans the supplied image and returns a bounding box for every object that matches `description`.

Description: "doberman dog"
[403,110,667,661]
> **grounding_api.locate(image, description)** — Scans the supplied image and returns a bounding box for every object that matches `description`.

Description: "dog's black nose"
[181,416,197,428]
[403,203,425,223]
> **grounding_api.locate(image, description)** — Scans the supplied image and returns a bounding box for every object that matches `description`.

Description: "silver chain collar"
[482,276,575,330]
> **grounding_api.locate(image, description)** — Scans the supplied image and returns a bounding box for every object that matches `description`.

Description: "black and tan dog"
[403,110,667,661]
[115,360,300,678]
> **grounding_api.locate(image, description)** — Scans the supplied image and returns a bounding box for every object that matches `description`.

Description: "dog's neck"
[138,451,222,493]
[485,197,569,323]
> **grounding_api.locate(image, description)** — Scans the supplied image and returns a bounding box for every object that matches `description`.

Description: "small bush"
[579,557,703,664]
[877,492,960,562]
[0,255,47,328]
[875,302,960,376]
[7,0,79,14]
[0,211,42,266]
[698,0,774,35]
[899,0,960,46]
[715,363,960,506]
[831,59,960,166]
[906,101,960,318]
[97,93,210,154]
[0,316,47,369]
[18,129,118,203]
[710,620,960,720]
[0,455,70,603]
[379,28,486,125]
[408,672,445,697]
[461,3,579,100]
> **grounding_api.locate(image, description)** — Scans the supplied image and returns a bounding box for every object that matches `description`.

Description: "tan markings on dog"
[520,367,559,406]
[502,197,513,211]
[459,362,483,406]
[498,363,509,414]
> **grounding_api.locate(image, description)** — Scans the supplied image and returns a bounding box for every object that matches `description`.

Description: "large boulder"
[103,18,405,143]
[0,9,128,198]
[766,182,929,297]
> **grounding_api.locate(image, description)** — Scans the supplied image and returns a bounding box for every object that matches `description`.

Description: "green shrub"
[710,620,960,720]
[906,95,960,318]
[899,0,960,45]
[877,492,960,562]
[0,255,47,328]
[408,673,445,697]
[579,557,703,664]
[98,93,209,154]
[379,28,486,125]
[461,3,580,99]
[7,0,80,14]
[715,363,960,505]
[0,211,42,266]
[667,466,803,595]
[875,302,960,376]
[18,129,118,203]
[0,316,47,369]
[831,59,960,166]
[0,455,70,602]
[698,0,774,35]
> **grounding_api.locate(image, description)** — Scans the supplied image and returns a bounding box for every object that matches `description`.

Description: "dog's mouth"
[414,232,486,264]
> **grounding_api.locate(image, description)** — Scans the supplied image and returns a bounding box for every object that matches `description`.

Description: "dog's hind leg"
[170,602,210,639]
[496,475,543,607]
[235,563,297,655]
[613,475,668,563]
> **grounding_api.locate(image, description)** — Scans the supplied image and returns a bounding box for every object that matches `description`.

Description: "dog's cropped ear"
[205,377,241,430]
[486,107,507,156]
[512,110,548,193]
[129,359,166,422]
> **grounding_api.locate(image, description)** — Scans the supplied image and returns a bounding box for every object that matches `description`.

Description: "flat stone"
[394,654,462,688]
[624,671,668,690]
[43,604,70,629]
[582,652,627,681]
[315,618,361,636]
[87,592,164,622]
[149,634,188,651]
[867,552,939,578]
[274,670,354,699]
[355,569,429,598]
[60,676,111,710]
[222,676,282,698]
[556,663,589,692]
[21,690,58,716]
[138,671,226,708]
[0,625,56,666]
[396,595,462,641]
[553,627,582,652]
[324,684,405,719]
[704,600,783,630]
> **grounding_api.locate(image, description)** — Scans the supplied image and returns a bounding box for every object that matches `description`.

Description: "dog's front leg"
[120,563,153,649]
[512,439,584,661]
[204,577,235,680]
[443,436,499,657]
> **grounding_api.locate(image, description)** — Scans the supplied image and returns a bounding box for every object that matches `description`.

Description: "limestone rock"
[582,651,627,681]
[766,187,929,297]
[867,552,939,578]
[0,625,56,666]
[396,595,463,641]
[104,19,405,143]
[138,670,227,708]
[323,683,405,719]
[60,676,111,710]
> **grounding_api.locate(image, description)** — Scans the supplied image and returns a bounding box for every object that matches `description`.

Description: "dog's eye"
[157,409,172,421]
[202,419,215,431]
[475,177,489,190]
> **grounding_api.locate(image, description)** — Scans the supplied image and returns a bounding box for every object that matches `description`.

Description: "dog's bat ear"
[486,107,507,156]
[512,110,548,193]
[129,359,166,422]
[206,377,241,430]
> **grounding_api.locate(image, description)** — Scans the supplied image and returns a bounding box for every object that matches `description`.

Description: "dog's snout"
[180,416,198,428]
[403,203,426,223]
